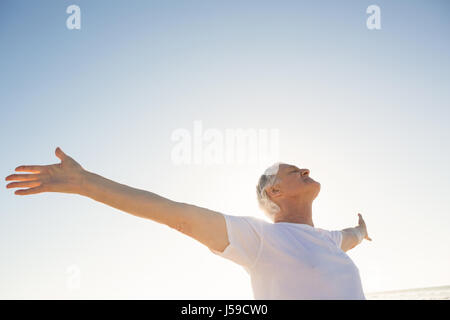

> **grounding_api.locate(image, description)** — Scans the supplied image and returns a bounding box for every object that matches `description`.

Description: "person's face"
[267,163,321,203]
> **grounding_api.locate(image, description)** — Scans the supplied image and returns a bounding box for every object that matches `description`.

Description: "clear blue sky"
[1,0,449,298]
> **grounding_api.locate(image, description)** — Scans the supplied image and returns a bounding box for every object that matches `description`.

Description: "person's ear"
[267,184,282,199]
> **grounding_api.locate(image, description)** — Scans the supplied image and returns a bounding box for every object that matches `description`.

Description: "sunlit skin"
[5,148,370,254]
[265,163,372,250]
[266,163,320,226]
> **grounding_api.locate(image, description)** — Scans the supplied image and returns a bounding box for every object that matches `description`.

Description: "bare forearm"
[79,170,179,226]
[341,226,364,251]
[6,147,230,251]
[340,214,371,252]
[77,170,228,250]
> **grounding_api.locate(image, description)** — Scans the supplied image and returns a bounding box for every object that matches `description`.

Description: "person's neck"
[273,200,314,227]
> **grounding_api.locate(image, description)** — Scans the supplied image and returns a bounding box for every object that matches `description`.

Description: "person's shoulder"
[315,227,341,234]
[223,214,271,228]
[315,227,336,237]
[242,215,268,222]
[315,227,343,247]
[315,227,328,233]
[244,215,271,225]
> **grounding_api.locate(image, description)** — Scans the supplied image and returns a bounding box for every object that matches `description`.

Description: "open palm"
[5,147,85,195]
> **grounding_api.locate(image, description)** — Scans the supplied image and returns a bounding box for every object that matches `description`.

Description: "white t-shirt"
[210,215,365,300]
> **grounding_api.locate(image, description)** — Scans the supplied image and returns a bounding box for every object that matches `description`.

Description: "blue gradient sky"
[1,0,449,298]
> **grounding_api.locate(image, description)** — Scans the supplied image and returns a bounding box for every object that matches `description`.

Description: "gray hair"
[256,162,282,218]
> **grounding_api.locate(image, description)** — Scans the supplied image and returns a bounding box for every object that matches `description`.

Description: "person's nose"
[301,169,310,176]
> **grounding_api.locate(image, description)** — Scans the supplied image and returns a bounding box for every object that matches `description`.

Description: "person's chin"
[312,182,321,198]
[309,179,320,188]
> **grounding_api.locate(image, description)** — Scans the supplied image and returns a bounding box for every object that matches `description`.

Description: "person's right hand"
[5,147,86,195]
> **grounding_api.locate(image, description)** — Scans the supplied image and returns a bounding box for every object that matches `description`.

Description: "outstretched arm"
[340,213,372,252]
[5,147,230,252]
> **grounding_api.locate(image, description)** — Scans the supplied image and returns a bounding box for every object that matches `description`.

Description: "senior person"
[5,147,371,299]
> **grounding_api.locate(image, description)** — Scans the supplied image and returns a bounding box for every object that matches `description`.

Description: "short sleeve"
[316,228,343,249]
[210,215,264,269]
[328,230,343,248]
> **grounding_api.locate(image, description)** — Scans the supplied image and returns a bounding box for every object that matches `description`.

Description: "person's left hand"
[358,213,372,241]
